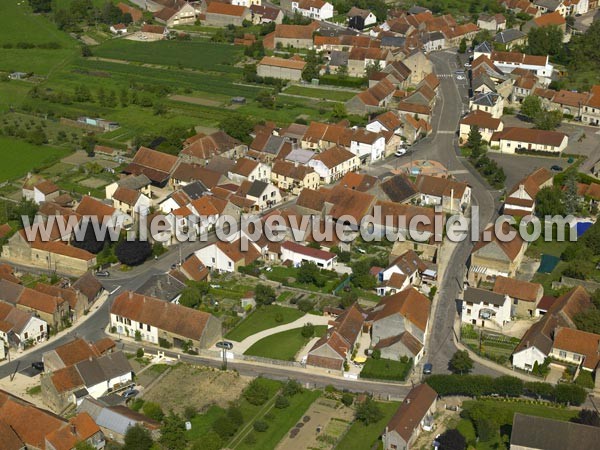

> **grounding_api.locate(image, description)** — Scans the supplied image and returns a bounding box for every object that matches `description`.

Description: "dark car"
[216,341,233,350]
[95,270,110,277]
[31,361,44,371]
[551,165,563,172]
[122,388,139,399]
[423,363,433,375]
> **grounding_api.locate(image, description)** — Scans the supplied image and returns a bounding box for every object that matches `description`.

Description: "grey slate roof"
[118,174,151,191]
[533,0,561,10]
[494,28,526,44]
[510,413,600,450]
[472,91,500,106]
[247,180,269,198]
[464,287,506,306]
[474,41,493,54]
[263,135,286,155]
[135,273,186,302]
[381,36,406,48]
[428,31,445,42]
[330,50,349,67]
[380,174,418,203]
[408,5,429,14]
[181,180,208,200]
[75,351,132,388]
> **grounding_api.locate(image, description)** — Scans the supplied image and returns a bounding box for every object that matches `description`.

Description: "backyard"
[460,325,520,366]
[457,398,579,449]
[265,265,342,294]
[360,357,413,382]
[244,325,328,361]
[225,305,305,341]
[335,401,399,450]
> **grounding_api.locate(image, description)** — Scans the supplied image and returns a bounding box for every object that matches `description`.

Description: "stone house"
[469,223,526,283]
[504,167,553,216]
[308,146,360,184]
[204,2,251,26]
[493,276,543,318]
[461,286,511,329]
[459,110,504,143]
[414,174,471,213]
[490,127,568,154]
[257,56,306,81]
[382,384,438,450]
[271,160,319,194]
[110,291,222,350]
[368,287,430,363]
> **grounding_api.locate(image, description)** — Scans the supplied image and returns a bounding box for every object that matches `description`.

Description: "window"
[139,322,143,329]
[40,325,44,331]
[559,350,567,358]
[228,261,232,268]
[573,354,581,361]
[467,308,471,314]
[24,332,28,339]
[513,299,518,305]
[147,324,151,331]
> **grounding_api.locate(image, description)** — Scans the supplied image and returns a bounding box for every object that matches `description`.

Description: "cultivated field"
[0,136,71,181]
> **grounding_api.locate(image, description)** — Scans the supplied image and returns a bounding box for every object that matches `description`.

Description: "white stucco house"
[461,287,511,329]
[291,0,333,20]
[280,240,337,269]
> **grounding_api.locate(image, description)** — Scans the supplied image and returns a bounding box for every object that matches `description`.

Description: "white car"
[395,148,407,156]
[456,75,465,80]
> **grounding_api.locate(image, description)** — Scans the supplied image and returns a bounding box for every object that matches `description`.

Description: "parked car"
[464,62,471,68]
[121,388,139,399]
[355,247,366,254]
[423,363,433,375]
[170,263,178,270]
[95,270,110,277]
[395,147,407,157]
[216,341,233,350]
[31,361,44,371]
[551,165,563,172]
[456,75,465,80]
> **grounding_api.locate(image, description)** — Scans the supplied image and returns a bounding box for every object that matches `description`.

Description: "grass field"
[0,136,71,181]
[186,405,226,441]
[283,85,357,102]
[236,389,321,450]
[244,325,327,361]
[360,357,412,381]
[336,401,399,450]
[225,305,305,341]
[93,39,244,72]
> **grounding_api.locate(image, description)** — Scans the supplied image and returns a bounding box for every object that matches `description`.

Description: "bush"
[275,395,290,409]
[115,239,152,266]
[355,397,383,425]
[184,406,196,421]
[158,338,172,348]
[301,323,315,338]
[283,379,302,397]
[142,401,164,421]
[136,348,144,358]
[243,378,270,405]
[297,298,314,313]
[371,349,381,360]
[253,420,269,432]
[341,393,354,406]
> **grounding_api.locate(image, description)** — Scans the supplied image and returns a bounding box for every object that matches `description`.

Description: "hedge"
[425,375,587,406]
[319,74,367,88]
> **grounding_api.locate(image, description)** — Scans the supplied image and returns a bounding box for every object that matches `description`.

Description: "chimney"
[71,424,77,436]
[128,291,132,300]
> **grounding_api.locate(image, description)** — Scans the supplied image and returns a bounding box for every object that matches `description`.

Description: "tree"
[301,322,315,338]
[331,103,347,120]
[219,114,255,144]
[534,109,563,130]
[458,38,467,53]
[297,298,314,312]
[115,239,152,266]
[243,378,270,405]
[574,309,600,334]
[448,350,473,374]
[554,383,587,405]
[341,392,354,406]
[123,424,153,450]
[81,45,92,57]
[227,406,244,427]
[255,283,276,306]
[466,125,484,159]
[282,379,302,396]
[275,395,290,409]
[527,25,564,56]
[80,134,97,156]
[159,412,187,450]
[355,397,383,425]
[256,90,276,109]
[573,409,600,427]
[521,95,542,120]
[142,401,164,421]
[30,0,52,13]
[297,261,320,284]
[563,171,579,215]
[302,50,320,82]
[212,416,237,439]
[253,420,269,432]
[72,221,108,254]
[436,429,466,450]
[535,187,565,217]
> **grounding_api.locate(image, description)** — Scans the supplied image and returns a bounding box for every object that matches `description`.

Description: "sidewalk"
[0,291,110,369]
[229,313,330,354]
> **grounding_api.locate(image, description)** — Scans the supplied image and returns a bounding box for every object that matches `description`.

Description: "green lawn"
[225,305,305,341]
[186,405,226,441]
[360,358,412,382]
[0,136,72,181]
[459,399,579,449]
[244,326,327,361]
[283,85,356,102]
[93,39,244,72]
[336,401,400,450]
[236,389,321,450]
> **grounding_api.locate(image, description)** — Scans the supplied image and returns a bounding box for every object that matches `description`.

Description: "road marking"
[437,130,455,134]
[448,170,469,174]
[109,286,121,295]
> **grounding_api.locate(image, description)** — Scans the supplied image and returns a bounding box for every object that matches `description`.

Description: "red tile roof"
[386,384,437,442]
[370,287,431,331]
[491,127,567,147]
[493,276,542,302]
[553,327,600,370]
[281,240,336,261]
[258,56,306,71]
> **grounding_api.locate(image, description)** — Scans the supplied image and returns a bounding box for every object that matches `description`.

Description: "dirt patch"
[142,364,251,414]
[169,95,222,107]
[80,177,109,188]
[276,398,353,450]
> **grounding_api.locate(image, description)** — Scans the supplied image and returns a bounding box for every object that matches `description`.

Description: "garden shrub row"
[425,374,587,405]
